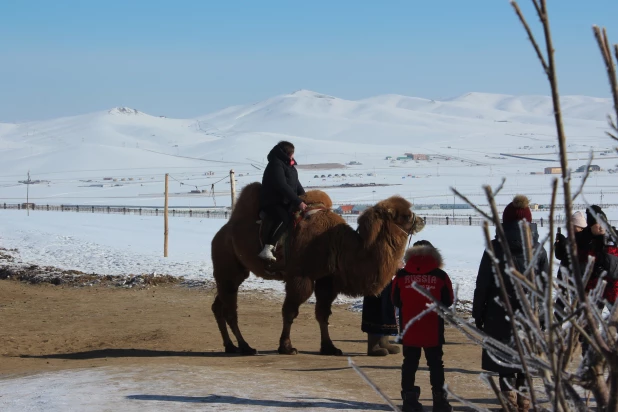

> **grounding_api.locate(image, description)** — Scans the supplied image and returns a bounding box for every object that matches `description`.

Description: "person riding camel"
[258,141,307,261]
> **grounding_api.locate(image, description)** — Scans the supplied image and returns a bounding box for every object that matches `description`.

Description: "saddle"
[257,202,329,269]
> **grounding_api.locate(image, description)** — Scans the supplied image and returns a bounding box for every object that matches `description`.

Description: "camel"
[211,182,425,356]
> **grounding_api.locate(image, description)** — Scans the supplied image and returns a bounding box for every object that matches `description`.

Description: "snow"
[0,209,551,304]
[0,365,392,411]
[0,89,615,211]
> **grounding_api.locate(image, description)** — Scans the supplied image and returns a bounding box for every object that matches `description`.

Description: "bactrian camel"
[211,182,425,355]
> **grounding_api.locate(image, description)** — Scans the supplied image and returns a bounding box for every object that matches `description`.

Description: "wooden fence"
[4,202,615,227]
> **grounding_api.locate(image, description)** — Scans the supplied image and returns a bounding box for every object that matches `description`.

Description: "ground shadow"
[19,348,280,360]
[286,365,482,375]
[126,394,392,410]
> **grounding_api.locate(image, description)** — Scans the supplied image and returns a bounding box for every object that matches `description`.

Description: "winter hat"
[571,211,587,229]
[586,205,607,227]
[502,195,532,224]
[413,240,434,248]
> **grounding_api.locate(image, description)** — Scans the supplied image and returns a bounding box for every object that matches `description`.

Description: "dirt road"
[0,280,500,411]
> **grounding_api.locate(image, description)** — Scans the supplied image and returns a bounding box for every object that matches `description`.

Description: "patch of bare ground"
[0,277,500,410]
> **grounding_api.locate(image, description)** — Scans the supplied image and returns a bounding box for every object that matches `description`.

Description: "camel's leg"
[211,248,256,355]
[278,276,315,355]
[211,294,238,354]
[314,276,343,356]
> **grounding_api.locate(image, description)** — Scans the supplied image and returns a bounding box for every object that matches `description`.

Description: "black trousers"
[262,204,292,245]
[402,345,445,392]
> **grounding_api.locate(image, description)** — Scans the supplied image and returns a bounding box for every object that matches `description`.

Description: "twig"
[348,358,402,412]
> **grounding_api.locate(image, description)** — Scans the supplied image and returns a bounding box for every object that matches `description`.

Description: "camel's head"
[357,196,425,246]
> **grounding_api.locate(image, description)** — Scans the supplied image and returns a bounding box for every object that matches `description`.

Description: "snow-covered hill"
[0,90,615,208]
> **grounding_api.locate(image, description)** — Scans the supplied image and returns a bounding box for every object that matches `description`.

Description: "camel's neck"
[338,223,408,297]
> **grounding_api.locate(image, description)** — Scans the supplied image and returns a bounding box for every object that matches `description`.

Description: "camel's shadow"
[126,394,393,410]
[18,348,366,360]
[19,348,279,360]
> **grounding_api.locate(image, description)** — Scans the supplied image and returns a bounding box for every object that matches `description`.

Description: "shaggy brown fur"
[211,182,424,356]
[404,245,444,268]
[512,194,530,209]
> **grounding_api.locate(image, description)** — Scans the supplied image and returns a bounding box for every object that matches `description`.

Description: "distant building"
[405,153,429,160]
[575,164,601,173]
[352,204,370,214]
[385,156,393,160]
[335,205,354,215]
[544,167,562,174]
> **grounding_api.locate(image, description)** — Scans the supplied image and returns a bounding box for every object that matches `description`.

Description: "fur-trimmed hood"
[403,245,443,274]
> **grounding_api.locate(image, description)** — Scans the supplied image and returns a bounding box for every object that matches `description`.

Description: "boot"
[401,387,423,412]
[378,335,401,354]
[431,388,452,412]
[517,393,530,412]
[258,244,276,261]
[501,391,517,412]
[367,334,388,356]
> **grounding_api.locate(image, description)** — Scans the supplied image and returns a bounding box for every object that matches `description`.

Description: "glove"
[556,233,566,243]
[554,233,567,260]
[474,318,484,331]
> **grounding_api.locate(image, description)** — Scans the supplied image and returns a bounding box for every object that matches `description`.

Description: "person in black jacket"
[258,141,307,261]
[472,195,548,412]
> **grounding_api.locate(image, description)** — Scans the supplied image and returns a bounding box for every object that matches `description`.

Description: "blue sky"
[1,0,616,122]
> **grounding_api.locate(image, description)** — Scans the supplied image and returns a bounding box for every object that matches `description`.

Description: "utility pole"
[26,170,31,216]
[230,169,236,210]
[164,173,169,257]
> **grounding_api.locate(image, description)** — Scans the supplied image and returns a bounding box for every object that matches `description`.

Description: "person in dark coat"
[554,206,618,310]
[472,195,548,412]
[361,279,400,357]
[392,240,454,412]
[258,141,306,261]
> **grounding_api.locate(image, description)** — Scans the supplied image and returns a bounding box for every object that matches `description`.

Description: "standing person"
[472,195,548,412]
[578,206,618,309]
[258,141,307,261]
[393,240,454,412]
[361,279,400,356]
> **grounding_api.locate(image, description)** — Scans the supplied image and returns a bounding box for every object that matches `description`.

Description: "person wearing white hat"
[571,211,587,232]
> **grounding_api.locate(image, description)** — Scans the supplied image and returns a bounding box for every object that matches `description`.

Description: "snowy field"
[0,90,616,211]
[0,365,393,412]
[0,209,551,304]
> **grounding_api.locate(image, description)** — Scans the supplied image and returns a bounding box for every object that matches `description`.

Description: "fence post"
[225,211,228,219]
[189,210,192,217]
[139,208,142,215]
[446,216,449,225]
[423,216,426,224]
[47,204,49,211]
[92,206,94,213]
[469,216,472,226]
[123,207,126,215]
[173,209,175,217]
[540,217,544,227]
[3,203,5,209]
[107,206,110,214]
[207,210,210,218]
[156,209,158,216]
[18,204,21,210]
[76,205,79,213]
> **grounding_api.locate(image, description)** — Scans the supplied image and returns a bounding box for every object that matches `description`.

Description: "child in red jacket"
[393,240,454,412]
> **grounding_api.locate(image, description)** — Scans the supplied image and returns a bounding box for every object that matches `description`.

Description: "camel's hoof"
[320,343,343,356]
[278,346,298,355]
[224,343,239,354]
[239,345,258,356]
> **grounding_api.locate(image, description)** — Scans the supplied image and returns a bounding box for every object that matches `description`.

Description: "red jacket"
[392,246,454,347]
[586,245,618,303]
